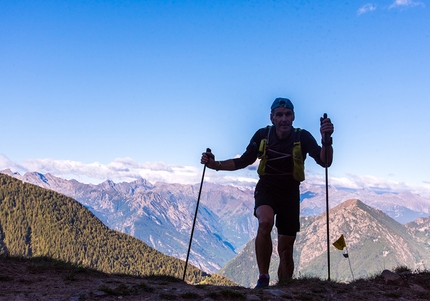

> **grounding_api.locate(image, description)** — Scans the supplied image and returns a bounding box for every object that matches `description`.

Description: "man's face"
[270,107,295,136]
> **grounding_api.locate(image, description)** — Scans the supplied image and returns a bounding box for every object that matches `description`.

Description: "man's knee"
[258,219,274,235]
[278,246,293,262]
[255,205,274,233]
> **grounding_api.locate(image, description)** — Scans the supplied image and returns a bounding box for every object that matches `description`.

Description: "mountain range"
[219,199,430,287]
[1,169,429,286]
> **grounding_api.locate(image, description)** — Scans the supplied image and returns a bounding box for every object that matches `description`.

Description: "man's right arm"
[201,128,263,171]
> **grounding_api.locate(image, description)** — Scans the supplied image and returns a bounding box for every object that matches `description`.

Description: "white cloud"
[357,3,377,15]
[0,155,200,185]
[0,155,26,172]
[357,0,425,15]
[389,0,425,8]
[329,173,430,197]
[2,155,430,196]
[301,169,430,196]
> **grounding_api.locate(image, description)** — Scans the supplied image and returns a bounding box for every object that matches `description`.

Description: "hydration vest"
[257,126,305,182]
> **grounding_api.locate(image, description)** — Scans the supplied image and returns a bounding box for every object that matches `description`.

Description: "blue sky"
[1,1,430,196]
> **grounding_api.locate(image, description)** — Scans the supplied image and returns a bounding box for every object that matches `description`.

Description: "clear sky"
[1,1,430,196]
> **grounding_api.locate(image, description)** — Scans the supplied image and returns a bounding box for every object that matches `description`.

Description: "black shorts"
[254,179,300,236]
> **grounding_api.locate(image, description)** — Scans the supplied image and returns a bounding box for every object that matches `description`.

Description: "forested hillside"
[0,174,234,285]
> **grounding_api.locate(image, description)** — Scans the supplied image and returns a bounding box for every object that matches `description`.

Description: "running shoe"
[254,274,270,289]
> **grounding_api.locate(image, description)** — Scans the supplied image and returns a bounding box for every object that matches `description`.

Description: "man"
[201,97,334,288]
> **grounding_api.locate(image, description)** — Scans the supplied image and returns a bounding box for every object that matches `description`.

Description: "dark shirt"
[233,126,324,184]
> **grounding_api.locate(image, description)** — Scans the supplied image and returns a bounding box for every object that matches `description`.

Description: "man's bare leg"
[277,234,296,282]
[255,205,275,275]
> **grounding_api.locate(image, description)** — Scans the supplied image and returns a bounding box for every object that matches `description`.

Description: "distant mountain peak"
[0,169,18,176]
[132,177,153,188]
[339,198,362,208]
[100,179,116,189]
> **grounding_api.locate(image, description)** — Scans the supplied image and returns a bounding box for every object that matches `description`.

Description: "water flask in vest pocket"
[293,141,305,182]
[257,139,267,176]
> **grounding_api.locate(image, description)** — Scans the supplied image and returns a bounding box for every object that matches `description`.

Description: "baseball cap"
[271,97,294,112]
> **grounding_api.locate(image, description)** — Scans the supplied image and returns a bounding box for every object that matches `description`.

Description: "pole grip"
[322,113,330,144]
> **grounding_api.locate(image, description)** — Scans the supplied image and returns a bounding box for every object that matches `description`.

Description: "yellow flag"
[333,234,346,250]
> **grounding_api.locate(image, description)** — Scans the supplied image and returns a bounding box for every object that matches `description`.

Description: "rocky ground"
[1,256,430,301]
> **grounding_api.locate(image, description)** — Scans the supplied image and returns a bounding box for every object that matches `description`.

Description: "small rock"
[93,290,108,296]
[246,294,261,300]
[409,283,427,293]
[266,289,286,297]
[381,270,404,285]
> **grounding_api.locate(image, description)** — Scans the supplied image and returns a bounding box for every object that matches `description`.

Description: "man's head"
[271,97,294,113]
[270,97,295,139]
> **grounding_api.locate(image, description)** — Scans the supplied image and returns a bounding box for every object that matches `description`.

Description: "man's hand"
[201,150,215,167]
[320,117,334,144]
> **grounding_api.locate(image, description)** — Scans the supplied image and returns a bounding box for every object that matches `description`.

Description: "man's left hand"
[320,117,334,142]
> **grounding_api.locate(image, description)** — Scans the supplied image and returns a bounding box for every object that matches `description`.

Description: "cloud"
[357,0,425,15]
[329,173,430,196]
[0,155,201,185]
[0,155,260,188]
[357,3,377,15]
[2,156,430,196]
[302,169,430,196]
[389,0,425,8]
[0,155,26,172]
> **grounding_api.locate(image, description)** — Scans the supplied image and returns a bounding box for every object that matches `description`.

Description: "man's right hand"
[201,151,215,166]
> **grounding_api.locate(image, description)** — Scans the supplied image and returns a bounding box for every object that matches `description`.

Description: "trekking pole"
[183,148,211,281]
[322,113,331,281]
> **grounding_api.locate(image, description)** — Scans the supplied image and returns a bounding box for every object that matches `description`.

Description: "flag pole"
[344,237,355,281]
[334,235,355,281]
